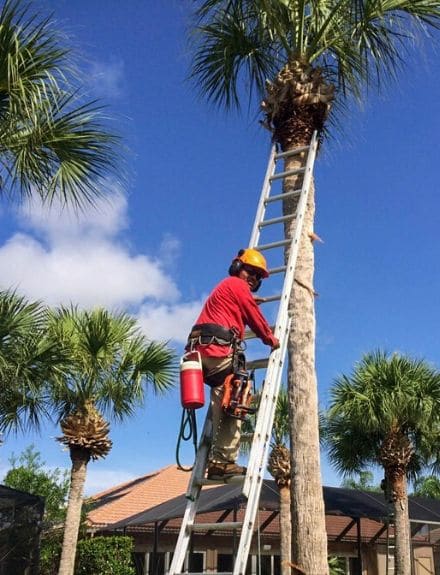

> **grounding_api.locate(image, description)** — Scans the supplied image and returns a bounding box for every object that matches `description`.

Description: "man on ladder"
[186,248,280,480]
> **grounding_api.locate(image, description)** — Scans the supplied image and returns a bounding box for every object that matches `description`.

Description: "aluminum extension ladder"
[168,131,319,575]
[386,520,395,575]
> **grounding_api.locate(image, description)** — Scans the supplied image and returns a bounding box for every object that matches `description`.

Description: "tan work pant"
[202,355,242,464]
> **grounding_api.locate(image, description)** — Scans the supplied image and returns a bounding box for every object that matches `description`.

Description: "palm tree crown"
[191,0,440,144]
[47,306,176,427]
[325,350,440,481]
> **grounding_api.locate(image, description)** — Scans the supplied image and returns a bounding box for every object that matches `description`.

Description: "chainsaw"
[221,369,256,420]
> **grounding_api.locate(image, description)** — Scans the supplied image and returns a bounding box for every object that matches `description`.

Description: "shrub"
[75,536,135,575]
[39,530,63,575]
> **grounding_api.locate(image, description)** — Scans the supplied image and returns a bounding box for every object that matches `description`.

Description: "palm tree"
[46,307,176,575]
[189,3,440,572]
[0,0,118,209]
[413,475,440,499]
[0,290,64,436]
[324,350,440,575]
[341,470,380,492]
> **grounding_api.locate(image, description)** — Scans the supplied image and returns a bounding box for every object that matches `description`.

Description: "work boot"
[207,462,247,480]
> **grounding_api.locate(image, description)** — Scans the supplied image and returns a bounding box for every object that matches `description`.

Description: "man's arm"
[236,282,279,349]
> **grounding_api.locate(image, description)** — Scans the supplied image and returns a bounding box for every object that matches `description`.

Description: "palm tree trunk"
[279,484,291,575]
[392,475,411,575]
[58,447,90,575]
[283,151,328,574]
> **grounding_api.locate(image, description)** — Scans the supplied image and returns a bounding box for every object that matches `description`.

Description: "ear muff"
[228,249,246,277]
[228,258,242,277]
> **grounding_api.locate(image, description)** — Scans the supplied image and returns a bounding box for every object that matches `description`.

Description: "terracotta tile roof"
[88,468,439,545]
[88,465,192,527]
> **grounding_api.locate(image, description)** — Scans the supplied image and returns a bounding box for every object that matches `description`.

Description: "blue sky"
[1,0,440,495]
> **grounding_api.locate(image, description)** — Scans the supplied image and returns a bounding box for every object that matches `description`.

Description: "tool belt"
[187,323,241,348]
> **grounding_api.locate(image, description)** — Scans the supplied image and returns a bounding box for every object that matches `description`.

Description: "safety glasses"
[242,265,263,280]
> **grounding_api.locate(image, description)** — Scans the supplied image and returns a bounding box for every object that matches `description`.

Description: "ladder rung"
[190,521,242,532]
[268,265,286,275]
[275,145,309,159]
[259,214,294,228]
[260,294,281,303]
[265,189,302,204]
[198,475,245,486]
[247,358,269,370]
[270,167,305,181]
[244,325,275,340]
[258,239,291,251]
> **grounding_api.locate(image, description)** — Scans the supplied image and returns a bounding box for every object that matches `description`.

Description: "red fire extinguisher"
[180,351,205,409]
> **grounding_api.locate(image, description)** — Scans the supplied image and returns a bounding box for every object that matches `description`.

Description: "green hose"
[175,408,198,471]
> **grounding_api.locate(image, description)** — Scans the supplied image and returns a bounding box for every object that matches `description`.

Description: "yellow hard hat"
[237,248,269,278]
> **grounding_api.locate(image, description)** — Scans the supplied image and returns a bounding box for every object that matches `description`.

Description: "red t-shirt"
[192,276,277,358]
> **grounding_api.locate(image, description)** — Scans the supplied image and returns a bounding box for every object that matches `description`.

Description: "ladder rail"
[249,145,276,247]
[168,414,212,575]
[243,131,318,498]
[233,328,290,575]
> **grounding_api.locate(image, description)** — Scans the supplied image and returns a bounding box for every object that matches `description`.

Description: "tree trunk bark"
[58,447,90,575]
[393,475,411,575]
[283,150,328,575]
[279,484,292,575]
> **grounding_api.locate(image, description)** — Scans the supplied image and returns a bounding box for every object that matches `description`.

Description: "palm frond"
[0,290,65,435]
[190,1,283,109]
[0,0,120,208]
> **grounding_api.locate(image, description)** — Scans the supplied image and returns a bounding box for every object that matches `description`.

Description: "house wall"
[107,529,440,575]
[127,532,385,575]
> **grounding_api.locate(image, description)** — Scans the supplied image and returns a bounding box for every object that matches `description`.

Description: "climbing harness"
[186,323,244,350]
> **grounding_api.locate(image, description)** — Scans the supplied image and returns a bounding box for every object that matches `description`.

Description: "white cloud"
[87,59,125,100]
[0,234,178,308]
[0,186,209,347]
[18,190,128,241]
[137,299,205,344]
[84,468,136,496]
[158,233,181,268]
[0,190,180,308]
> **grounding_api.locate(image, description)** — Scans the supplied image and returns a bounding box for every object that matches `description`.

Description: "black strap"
[190,323,237,341]
[187,323,241,347]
